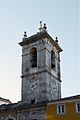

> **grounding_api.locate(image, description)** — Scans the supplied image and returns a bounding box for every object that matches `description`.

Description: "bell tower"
[19,22,63,104]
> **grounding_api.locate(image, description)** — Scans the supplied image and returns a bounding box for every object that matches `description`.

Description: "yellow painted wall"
[47,102,80,120]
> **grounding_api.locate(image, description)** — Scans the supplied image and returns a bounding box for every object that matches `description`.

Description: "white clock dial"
[50,80,57,98]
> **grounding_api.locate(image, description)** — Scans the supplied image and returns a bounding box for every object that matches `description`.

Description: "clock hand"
[31,82,38,88]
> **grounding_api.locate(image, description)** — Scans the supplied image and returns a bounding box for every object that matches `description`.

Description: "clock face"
[30,79,39,92]
[50,79,58,99]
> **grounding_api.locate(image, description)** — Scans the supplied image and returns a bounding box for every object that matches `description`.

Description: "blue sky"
[0,0,79,103]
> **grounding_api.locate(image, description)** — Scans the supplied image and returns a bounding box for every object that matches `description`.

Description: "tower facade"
[19,22,62,104]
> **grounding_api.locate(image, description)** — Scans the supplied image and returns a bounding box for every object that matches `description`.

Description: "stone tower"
[19,22,62,104]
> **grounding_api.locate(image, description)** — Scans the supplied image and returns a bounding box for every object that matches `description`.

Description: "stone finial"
[55,37,58,43]
[43,23,47,30]
[39,21,47,33]
[22,31,27,41]
[39,21,43,32]
[40,21,42,28]
[23,31,27,38]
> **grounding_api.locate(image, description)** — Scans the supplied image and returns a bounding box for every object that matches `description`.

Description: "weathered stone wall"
[21,37,61,103]
[0,104,46,120]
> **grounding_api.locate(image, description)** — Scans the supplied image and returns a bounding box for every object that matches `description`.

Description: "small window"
[51,50,55,69]
[58,62,60,78]
[76,102,80,113]
[7,119,13,120]
[31,119,37,120]
[31,99,35,104]
[30,48,37,68]
[57,104,65,114]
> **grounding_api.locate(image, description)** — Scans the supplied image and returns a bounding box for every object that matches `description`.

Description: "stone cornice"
[0,101,47,112]
[19,32,63,52]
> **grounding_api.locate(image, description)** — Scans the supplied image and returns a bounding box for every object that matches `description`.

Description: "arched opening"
[7,119,13,120]
[30,47,37,68]
[5,117,16,120]
[51,50,55,69]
